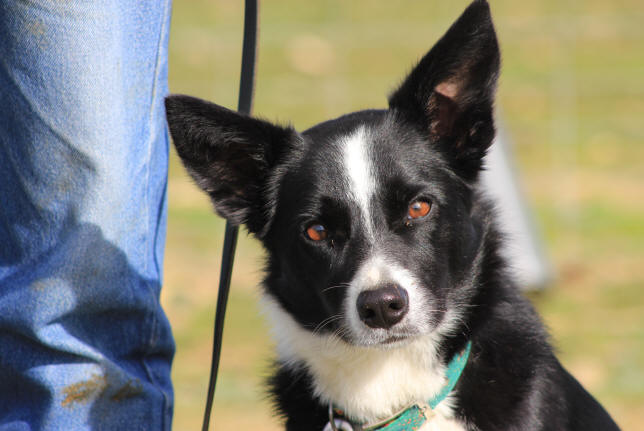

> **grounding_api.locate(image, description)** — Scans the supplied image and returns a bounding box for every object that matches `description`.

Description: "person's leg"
[0,0,174,429]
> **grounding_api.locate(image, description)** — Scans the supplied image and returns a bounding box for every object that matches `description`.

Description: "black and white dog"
[165,1,620,429]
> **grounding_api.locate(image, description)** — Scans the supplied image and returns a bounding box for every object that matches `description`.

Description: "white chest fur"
[420,413,467,431]
[261,296,467,429]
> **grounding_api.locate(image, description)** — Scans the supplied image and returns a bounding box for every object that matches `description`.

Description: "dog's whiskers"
[313,314,344,336]
[325,325,351,349]
[321,283,351,294]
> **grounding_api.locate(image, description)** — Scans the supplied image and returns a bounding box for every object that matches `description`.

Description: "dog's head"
[166,0,499,350]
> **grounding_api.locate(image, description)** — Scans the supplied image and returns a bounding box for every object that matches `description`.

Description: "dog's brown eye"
[306,224,328,241]
[408,200,431,220]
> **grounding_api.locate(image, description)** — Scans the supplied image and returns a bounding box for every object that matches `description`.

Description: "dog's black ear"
[388,0,500,181]
[165,95,299,234]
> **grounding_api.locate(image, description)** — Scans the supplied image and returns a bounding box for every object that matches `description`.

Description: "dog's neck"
[261,295,463,424]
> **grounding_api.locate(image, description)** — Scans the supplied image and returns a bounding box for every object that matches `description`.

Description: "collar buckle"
[326,403,359,431]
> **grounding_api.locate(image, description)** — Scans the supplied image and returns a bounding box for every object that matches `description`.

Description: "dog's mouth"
[331,320,416,347]
[341,323,425,348]
[382,335,409,344]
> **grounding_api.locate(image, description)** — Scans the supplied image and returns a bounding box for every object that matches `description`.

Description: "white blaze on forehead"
[341,126,376,237]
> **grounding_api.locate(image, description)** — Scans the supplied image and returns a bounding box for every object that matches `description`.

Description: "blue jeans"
[0,1,174,429]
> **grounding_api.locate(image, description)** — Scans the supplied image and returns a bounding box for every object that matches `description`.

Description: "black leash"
[201,1,258,430]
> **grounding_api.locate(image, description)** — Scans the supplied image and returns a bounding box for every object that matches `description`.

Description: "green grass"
[163,1,644,429]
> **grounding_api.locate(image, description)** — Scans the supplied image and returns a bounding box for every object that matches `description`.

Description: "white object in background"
[480,125,552,290]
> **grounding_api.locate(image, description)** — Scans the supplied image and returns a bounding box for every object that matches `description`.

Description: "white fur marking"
[261,295,462,425]
[345,254,435,345]
[420,411,467,431]
[341,126,376,238]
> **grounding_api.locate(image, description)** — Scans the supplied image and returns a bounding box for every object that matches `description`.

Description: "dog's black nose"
[356,285,409,329]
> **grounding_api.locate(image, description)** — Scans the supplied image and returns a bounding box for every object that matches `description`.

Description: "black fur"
[164,95,299,234]
[165,1,620,429]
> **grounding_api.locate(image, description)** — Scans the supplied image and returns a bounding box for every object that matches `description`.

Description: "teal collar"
[326,341,472,431]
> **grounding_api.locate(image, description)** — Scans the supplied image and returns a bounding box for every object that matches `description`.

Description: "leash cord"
[201,1,258,430]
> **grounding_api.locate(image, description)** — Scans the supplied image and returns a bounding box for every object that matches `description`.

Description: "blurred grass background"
[163,1,644,429]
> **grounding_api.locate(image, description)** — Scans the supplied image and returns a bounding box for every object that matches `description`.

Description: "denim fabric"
[0,1,174,429]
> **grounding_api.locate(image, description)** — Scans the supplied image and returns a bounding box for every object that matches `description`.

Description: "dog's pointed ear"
[388,0,500,181]
[165,95,299,234]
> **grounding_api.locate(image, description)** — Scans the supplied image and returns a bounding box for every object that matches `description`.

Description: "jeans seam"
[140,0,173,429]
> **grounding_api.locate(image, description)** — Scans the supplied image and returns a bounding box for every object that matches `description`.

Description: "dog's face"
[166,0,499,349]
[262,113,486,348]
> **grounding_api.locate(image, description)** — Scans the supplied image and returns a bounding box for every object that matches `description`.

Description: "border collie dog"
[165,1,620,429]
